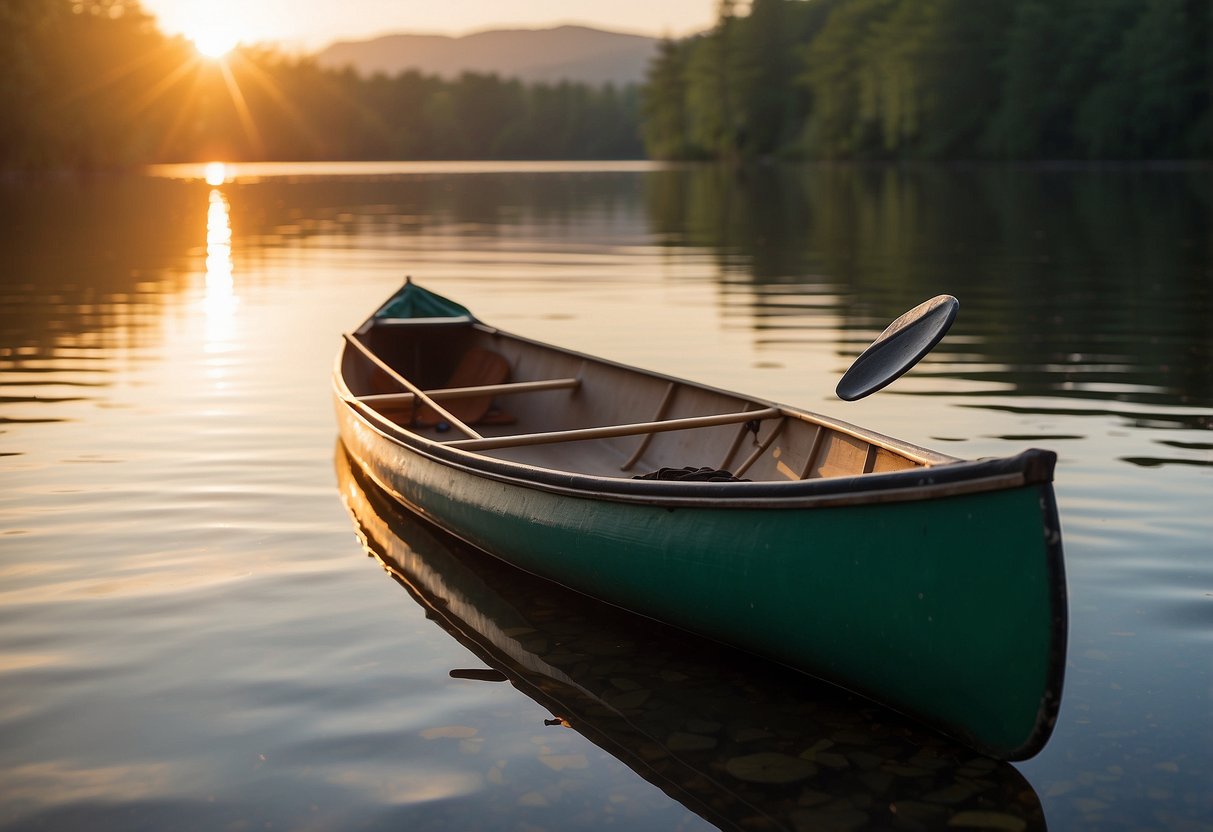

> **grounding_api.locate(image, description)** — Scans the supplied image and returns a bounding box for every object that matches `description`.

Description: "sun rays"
[43,3,378,169]
[84,38,277,162]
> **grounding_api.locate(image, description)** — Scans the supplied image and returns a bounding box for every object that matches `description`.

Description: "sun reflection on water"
[202,188,237,353]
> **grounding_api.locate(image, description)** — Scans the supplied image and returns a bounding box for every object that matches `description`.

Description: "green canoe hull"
[336,445,1051,830]
[335,406,1066,760]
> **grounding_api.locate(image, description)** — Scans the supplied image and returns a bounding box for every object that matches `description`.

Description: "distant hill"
[315,25,659,87]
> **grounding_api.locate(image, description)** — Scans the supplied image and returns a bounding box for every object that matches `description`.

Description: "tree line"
[2,0,1208,171]
[0,0,643,170]
[642,0,1211,161]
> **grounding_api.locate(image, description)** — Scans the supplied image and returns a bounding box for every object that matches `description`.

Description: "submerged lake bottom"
[0,161,1210,831]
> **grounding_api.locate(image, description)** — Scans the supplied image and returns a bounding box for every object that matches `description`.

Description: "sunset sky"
[141,0,717,52]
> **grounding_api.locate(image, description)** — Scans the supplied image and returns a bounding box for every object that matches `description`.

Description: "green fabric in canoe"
[376,281,473,320]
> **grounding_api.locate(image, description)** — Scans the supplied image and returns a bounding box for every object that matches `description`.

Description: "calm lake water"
[1,161,1210,831]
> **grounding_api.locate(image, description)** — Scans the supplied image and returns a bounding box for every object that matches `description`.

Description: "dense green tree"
[1076,0,1212,158]
[984,0,1128,157]
[799,0,895,157]
[641,38,703,159]
[913,0,1015,157]
[683,3,743,160]
[730,0,826,157]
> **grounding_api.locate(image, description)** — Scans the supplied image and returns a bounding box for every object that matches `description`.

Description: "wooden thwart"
[357,377,580,406]
[445,407,782,452]
[343,333,483,440]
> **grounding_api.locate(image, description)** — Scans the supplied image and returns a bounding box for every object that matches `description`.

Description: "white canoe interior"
[338,319,959,482]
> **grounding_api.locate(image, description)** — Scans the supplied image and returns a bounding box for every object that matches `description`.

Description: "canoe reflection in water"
[335,444,1047,832]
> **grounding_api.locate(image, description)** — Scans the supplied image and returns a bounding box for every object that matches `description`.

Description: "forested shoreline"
[644,0,1210,161]
[0,0,643,170]
[1,0,1208,172]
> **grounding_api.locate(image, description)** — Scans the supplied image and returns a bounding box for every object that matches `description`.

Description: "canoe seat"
[378,347,515,427]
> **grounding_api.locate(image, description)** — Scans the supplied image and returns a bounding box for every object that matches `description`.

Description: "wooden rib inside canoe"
[621,381,677,471]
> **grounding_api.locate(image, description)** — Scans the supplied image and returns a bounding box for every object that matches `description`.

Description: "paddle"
[835,295,959,401]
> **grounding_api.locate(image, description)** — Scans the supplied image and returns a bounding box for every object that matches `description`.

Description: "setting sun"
[204,162,228,186]
[189,19,240,59]
[191,30,238,59]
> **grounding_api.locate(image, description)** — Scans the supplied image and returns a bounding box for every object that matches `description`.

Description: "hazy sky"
[141,0,717,51]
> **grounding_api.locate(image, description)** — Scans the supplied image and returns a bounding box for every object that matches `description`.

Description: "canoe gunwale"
[335,386,1056,512]
[346,323,964,468]
[332,329,1057,510]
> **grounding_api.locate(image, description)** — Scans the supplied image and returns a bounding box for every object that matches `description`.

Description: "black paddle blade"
[836,295,959,401]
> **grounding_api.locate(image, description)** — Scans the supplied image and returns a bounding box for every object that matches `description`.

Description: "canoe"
[332,280,1067,761]
[335,443,1049,830]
